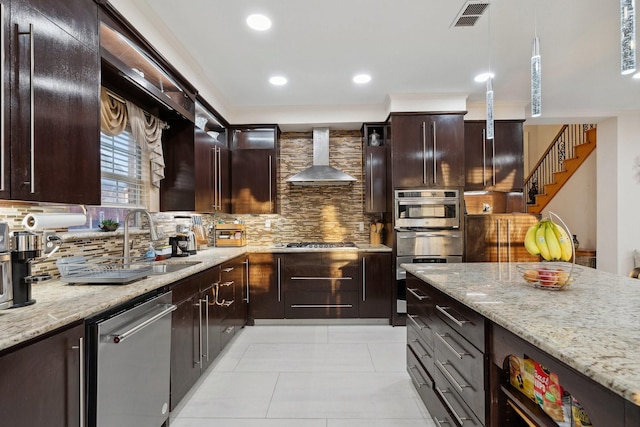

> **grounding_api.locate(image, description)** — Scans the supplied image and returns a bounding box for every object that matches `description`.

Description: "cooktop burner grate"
[286,242,356,248]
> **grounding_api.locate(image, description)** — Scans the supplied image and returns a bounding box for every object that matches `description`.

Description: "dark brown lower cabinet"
[0,322,84,427]
[170,266,220,410]
[283,252,360,319]
[359,252,392,319]
[248,253,284,321]
[219,256,248,348]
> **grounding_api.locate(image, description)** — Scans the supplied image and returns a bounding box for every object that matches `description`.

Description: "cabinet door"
[194,129,230,213]
[231,149,276,214]
[464,121,489,191]
[248,252,284,320]
[391,114,429,188]
[431,114,465,187]
[0,0,10,200]
[221,256,247,333]
[493,121,524,192]
[0,323,84,427]
[364,146,387,213]
[10,0,100,204]
[464,215,498,262]
[359,252,392,319]
[170,292,201,410]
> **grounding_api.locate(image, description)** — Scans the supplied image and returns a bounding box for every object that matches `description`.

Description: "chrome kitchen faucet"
[123,209,159,261]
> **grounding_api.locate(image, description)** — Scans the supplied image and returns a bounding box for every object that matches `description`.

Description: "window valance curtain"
[99,87,167,188]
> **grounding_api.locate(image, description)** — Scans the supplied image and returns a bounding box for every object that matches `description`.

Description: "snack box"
[509,355,535,401]
[534,361,571,425]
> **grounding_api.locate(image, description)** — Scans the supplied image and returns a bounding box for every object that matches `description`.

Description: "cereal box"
[509,355,535,401]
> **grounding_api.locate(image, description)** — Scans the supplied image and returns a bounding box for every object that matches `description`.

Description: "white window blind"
[100,127,149,208]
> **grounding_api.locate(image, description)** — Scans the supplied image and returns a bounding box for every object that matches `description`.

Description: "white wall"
[599,113,640,275]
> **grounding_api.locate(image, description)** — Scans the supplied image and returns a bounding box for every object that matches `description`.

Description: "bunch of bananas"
[524,219,573,261]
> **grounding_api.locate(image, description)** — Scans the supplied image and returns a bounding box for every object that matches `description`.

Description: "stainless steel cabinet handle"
[506,219,511,264]
[409,338,429,359]
[211,147,218,210]
[291,304,353,308]
[243,259,249,303]
[434,418,451,427]
[205,295,209,361]
[407,314,428,331]
[407,365,427,388]
[268,154,273,210]
[399,233,460,238]
[222,267,234,273]
[369,153,374,209]
[436,305,468,327]
[421,121,427,184]
[492,136,496,186]
[71,337,85,427]
[435,386,472,427]
[482,129,486,187]
[217,146,222,210]
[407,287,428,300]
[196,299,203,365]
[291,276,352,280]
[496,219,501,264]
[108,304,177,344]
[362,257,366,302]
[277,257,281,302]
[436,359,472,393]
[0,4,5,191]
[435,332,466,360]
[432,121,437,184]
[223,299,234,307]
[18,24,35,193]
[220,280,234,287]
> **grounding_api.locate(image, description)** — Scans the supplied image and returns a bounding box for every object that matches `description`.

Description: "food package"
[572,397,594,427]
[509,355,535,401]
[534,362,571,425]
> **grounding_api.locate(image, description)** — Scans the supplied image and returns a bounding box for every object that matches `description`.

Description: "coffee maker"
[0,223,13,310]
[10,231,42,307]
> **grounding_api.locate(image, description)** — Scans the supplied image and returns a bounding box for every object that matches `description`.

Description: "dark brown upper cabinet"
[390,113,465,189]
[363,123,389,213]
[464,120,525,192]
[6,0,100,204]
[230,126,279,214]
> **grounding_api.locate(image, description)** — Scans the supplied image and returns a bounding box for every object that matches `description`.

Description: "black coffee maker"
[11,231,50,307]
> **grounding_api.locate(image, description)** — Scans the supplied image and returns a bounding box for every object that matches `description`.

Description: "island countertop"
[402,262,640,407]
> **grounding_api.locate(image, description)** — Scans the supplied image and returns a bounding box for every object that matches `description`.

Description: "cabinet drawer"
[434,299,485,351]
[407,282,434,319]
[407,345,434,403]
[434,368,483,426]
[434,322,485,424]
[284,291,359,318]
[407,320,434,377]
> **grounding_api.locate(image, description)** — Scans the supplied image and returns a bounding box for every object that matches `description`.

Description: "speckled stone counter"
[0,243,391,353]
[402,262,640,407]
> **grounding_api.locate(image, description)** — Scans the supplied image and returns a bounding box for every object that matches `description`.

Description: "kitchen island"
[403,262,640,426]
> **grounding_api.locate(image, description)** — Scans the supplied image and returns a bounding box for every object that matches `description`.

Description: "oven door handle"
[107,304,177,344]
[398,233,460,238]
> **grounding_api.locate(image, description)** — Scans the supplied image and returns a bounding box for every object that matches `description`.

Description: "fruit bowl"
[516,262,579,290]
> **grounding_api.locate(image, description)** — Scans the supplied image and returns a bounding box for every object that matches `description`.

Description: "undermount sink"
[151,261,202,275]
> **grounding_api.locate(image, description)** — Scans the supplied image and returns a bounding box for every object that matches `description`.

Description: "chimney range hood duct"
[286,128,357,186]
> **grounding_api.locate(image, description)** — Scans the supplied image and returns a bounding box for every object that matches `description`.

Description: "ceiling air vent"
[452,1,490,27]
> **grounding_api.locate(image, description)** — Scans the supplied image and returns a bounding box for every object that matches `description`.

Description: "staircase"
[525,124,597,214]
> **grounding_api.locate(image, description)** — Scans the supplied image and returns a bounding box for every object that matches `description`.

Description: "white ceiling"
[110,0,640,129]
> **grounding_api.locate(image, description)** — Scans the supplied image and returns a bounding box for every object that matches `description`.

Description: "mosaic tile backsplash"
[0,130,382,278]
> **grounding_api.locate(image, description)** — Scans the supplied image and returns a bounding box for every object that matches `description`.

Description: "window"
[100,126,149,208]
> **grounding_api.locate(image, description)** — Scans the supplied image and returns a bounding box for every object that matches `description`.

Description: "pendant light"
[621,0,636,75]
[531,2,541,117]
[486,4,494,139]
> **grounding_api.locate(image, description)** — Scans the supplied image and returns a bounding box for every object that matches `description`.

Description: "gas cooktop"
[285,242,357,248]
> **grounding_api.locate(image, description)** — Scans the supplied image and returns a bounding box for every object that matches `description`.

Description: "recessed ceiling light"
[633,72,640,79]
[269,76,287,86]
[353,74,372,84]
[474,72,495,82]
[246,14,272,31]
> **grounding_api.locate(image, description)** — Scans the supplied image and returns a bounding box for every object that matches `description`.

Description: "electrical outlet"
[265,219,272,230]
[358,222,364,232]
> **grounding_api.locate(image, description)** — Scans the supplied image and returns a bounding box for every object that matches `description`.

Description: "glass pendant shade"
[486,78,494,139]
[621,0,636,75]
[531,37,542,117]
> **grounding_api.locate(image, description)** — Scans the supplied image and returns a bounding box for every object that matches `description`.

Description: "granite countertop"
[402,262,640,406]
[0,243,391,353]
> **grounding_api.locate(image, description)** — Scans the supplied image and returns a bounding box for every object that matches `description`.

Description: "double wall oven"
[394,188,463,314]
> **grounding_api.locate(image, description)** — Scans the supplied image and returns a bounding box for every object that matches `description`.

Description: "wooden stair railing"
[524,125,597,214]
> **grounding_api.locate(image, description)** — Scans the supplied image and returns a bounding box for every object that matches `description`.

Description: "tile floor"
[169,325,435,427]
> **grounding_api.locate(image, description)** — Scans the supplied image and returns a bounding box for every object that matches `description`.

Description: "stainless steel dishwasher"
[86,291,176,427]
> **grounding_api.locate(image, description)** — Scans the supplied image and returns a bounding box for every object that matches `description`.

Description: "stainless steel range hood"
[286,128,357,186]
